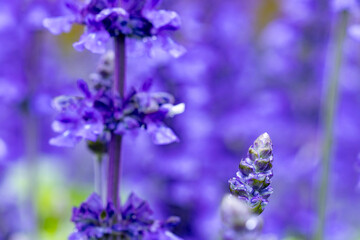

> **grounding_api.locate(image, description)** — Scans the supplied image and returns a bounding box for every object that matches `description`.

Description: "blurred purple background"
[1,0,360,239]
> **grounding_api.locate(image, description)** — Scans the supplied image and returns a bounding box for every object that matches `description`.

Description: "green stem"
[24,107,39,239]
[94,154,104,201]
[315,10,349,240]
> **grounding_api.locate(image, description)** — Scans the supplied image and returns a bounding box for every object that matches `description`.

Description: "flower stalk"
[94,153,104,200]
[43,0,185,238]
[107,35,126,210]
[113,35,126,98]
[315,10,349,240]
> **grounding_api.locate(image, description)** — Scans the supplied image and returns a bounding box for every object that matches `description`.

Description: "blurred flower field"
[1,0,360,240]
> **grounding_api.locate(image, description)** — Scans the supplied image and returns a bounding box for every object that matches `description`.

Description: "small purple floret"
[50,52,184,148]
[70,192,182,240]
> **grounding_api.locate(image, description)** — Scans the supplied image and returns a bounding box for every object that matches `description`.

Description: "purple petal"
[76,123,103,141]
[114,117,140,134]
[161,37,186,58]
[43,16,74,35]
[120,0,147,12]
[114,122,127,135]
[145,10,181,31]
[77,79,92,98]
[95,7,128,22]
[106,0,119,7]
[140,78,153,91]
[49,132,81,147]
[68,232,87,240]
[73,31,110,54]
[84,193,104,212]
[51,121,67,133]
[147,0,162,9]
[147,123,179,145]
[122,193,154,220]
[51,96,75,111]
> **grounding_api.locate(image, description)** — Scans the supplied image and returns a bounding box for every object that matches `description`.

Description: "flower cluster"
[69,193,116,239]
[117,193,181,239]
[43,0,184,55]
[228,133,273,214]
[50,52,184,148]
[69,193,181,240]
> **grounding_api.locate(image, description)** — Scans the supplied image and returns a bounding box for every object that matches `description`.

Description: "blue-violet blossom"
[43,0,184,56]
[69,192,182,240]
[49,52,184,147]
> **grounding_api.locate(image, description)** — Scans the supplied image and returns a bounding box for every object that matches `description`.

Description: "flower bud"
[229,133,274,214]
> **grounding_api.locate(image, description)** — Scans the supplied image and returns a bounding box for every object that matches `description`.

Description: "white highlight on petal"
[168,103,185,117]
[95,7,128,22]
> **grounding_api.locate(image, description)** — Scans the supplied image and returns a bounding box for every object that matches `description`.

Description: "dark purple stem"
[113,35,126,98]
[107,35,126,210]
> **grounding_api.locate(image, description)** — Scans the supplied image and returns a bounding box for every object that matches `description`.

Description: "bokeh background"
[1,0,360,239]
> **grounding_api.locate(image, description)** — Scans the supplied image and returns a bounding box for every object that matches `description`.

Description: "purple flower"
[229,133,274,214]
[50,82,184,147]
[70,193,181,240]
[43,0,184,56]
[50,53,184,148]
[49,92,104,147]
[115,193,182,240]
[70,193,116,239]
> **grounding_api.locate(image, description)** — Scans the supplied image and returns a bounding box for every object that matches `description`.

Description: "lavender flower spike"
[229,133,273,214]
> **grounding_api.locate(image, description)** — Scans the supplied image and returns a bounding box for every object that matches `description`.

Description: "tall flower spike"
[229,133,273,214]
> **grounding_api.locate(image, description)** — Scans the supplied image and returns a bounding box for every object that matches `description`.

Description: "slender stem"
[113,35,126,98]
[94,154,104,199]
[315,10,349,240]
[107,134,123,209]
[24,107,39,239]
[107,35,126,210]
